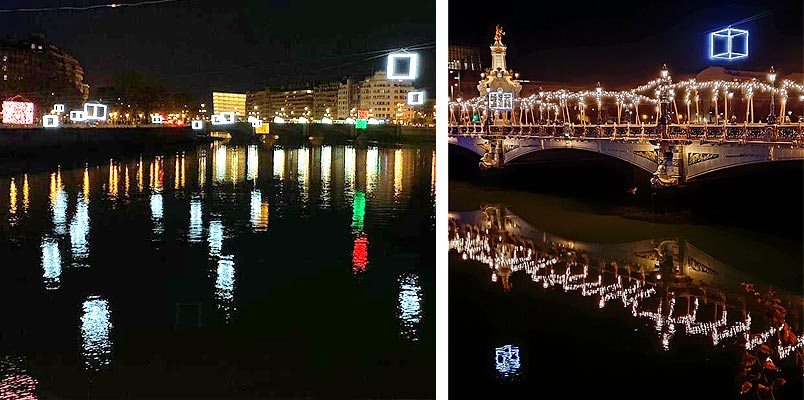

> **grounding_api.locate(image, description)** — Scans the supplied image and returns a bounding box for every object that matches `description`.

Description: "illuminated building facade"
[212,92,246,119]
[337,78,359,119]
[269,87,314,119]
[0,36,89,111]
[313,81,340,119]
[358,71,414,120]
[246,90,271,121]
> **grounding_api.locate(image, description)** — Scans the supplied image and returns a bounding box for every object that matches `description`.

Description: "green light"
[355,119,368,130]
[351,191,365,233]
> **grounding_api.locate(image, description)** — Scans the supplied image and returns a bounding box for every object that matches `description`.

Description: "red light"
[2,100,35,125]
[357,109,369,120]
[352,236,368,273]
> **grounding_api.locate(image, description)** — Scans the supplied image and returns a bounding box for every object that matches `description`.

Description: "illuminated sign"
[387,53,418,80]
[191,120,204,130]
[355,119,367,130]
[43,115,60,128]
[151,115,163,124]
[357,109,370,120]
[2,100,35,125]
[489,92,514,110]
[83,103,108,121]
[53,104,65,113]
[710,27,748,61]
[70,110,86,122]
[407,91,425,106]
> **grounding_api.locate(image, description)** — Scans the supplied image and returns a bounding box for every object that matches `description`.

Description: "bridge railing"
[448,122,804,144]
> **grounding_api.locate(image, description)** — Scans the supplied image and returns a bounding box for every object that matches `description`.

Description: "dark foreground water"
[0,142,435,398]
[449,172,803,399]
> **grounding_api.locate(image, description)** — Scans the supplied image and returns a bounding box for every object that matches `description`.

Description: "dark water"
[0,142,435,398]
[448,175,803,399]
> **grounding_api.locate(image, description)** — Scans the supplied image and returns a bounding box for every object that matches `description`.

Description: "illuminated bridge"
[448,27,804,188]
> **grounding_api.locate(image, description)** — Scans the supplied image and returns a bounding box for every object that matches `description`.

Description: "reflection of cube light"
[710,28,748,61]
[70,110,86,122]
[407,91,425,106]
[83,103,108,121]
[43,115,60,128]
[151,115,163,124]
[191,120,204,130]
[489,92,514,110]
[387,53,418,80]
[53,104,66,113]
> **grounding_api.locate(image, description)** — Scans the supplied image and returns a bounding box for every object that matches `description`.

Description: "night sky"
[0,0,435,97]
[449,0,802,89]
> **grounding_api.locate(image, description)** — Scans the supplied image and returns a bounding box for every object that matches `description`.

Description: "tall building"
[448,45,484,100]
[246,89,271,121]
[0,36,89,111]
[358,71,414,120]
[269,87,314,119]
[313,81,340,119]
[337,78,359,119]
[212,92,246,118]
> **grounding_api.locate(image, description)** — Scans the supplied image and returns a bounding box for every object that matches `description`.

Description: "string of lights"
[0,0,195,13]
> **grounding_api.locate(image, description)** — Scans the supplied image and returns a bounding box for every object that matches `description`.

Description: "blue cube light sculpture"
[710,27,748,61]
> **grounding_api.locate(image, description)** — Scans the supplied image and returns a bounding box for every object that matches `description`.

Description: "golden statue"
[494,25,505,44]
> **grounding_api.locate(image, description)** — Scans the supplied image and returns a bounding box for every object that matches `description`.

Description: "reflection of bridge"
[449,205,803,357]
[448,27,804,188]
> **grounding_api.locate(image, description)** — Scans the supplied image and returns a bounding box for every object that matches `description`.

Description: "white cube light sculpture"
[191,120,204,130]
[151,115,164,124]
[70,110,86,122]
[407,91,425,106]
[710,27,748,61]
[83,103,108,121]
[247,116,263,128]
[387,53,418,80]
[53,104,65,113]
[489,92,514,110]
[43,115,60,128]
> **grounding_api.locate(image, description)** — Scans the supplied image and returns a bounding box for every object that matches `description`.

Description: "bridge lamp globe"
[767,66,776,84]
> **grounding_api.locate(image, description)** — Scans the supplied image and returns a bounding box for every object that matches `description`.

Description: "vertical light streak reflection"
[22,173,29,212]
[352,236,368,274]
[137,158,144,193]
[250,189,268,232]
[273,148,285,180]
[247,145,258,182]
[430,150,436,197]
[9,177,17,216]
[188,198,203,242]
[150,158,163,237]
[174,155,181,190]
[298,147,309,201]
[366,146,379,193]
[108,160,118,199]
[393,149,403,198]
[180,154,186,189]
[215,145,227,183]
[230,148,239,183]
[495,345,521,380]
[351,191,366,233]
[215,256,236,322]
[124,165,130,197]
[208,220,223,258]
[81,296,112,372]
[50,170,68,235]
[320,146,331,207]
[344,146,356,191]
[0,356,38,398]
[398,273,423,342]
[70,190,90,266]
[41,236,61,290]
[198,151,207,188]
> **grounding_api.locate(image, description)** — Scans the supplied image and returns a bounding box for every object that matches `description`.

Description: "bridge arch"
[502,138,659,174]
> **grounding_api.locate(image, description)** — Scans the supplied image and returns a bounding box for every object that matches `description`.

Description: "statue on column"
[494,25,505,45]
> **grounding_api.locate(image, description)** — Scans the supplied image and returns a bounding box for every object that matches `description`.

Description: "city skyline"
[0,0,435,97]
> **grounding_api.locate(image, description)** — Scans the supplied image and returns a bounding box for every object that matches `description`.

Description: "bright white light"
[83,103,108,121]
[710,27,748,60]
[151,115,163,124]
[208,220,223,258]
[298,147,309,200]
[53,104,65,113]
[344,147,356,189]
[70,194,90,266]
[248,116,263,128]
[273,148,285,179]
[366,146,379,192]
[43,115,59,128]
[81,297,112,371]
[215,145,227,182]
[387,53,419,80]
[50,175,68,235]
[367,118,380,125]
[398,273,423,342]
[70,110,86,122]
[297,116,309,124]
[191,120,204,130]
[189,198,203,243]
[247,145,258,181]
[215,256,235,321]
[489,92,514,110]
[273,116,285,123]
[321,117,333,124]
[41,237,61,290]
[407,91,425,106]
[495,345,521,379]
[250,189,267,230]
[344,117,355,124]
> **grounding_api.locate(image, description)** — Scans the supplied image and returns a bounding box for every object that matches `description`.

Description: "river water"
[0,142,435,398]
[449,178,803,399]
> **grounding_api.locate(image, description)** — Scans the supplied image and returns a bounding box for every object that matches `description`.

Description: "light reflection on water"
[494,345,521,380]
[41,236,62,290]
[0,356,37,398]
[398,272,423,342]
[80,296,112,372]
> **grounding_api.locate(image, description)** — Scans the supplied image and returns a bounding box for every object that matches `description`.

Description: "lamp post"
[538,87,544,123]
[657,64,671,126]
[727,92,733,123]
[595,81,603,124]
[767,66,777,124]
